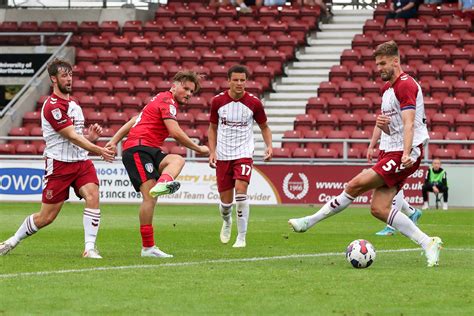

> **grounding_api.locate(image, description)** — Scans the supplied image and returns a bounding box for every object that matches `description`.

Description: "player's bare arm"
[85,123,103,143]
[164,118,209,155]
[106,116,138,153]
[401,109,416,168]
[258,122,273,162]
[58,125,115,162]
[375,115,391,135]
[367,126,382,163]
[208,122,218,168]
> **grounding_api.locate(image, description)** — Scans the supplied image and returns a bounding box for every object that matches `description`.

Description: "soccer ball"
[345,239,376,268]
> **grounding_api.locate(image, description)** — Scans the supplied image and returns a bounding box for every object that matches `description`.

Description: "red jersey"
[123,91,178,150]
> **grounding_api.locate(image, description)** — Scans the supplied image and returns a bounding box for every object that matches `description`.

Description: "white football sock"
[392,190,416,217]
[306,191,355,228]
[83,208,101,251]
[401,201,416,217]
[7,214,38,247]
[235,194,249,239]
[387,208,431,249]
[219,202,233,223]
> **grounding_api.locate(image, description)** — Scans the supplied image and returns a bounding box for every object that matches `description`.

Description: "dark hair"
[373,40,399,59]
[173,70,202,93]
[227,64,249,79]
[47,58,72,77]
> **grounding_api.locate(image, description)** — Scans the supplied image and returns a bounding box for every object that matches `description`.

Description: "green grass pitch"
[1,202,473,315]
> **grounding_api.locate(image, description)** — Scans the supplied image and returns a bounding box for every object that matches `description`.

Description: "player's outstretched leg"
[233,194,248,248]
[149,180,181,198]
[0,214,38,256]
[289,191,356,233]
[219,202,233,244]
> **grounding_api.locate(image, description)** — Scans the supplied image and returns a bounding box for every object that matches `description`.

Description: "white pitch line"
[0,247,471,280]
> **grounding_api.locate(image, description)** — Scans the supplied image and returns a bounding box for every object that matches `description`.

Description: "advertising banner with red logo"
[255,165,427,205]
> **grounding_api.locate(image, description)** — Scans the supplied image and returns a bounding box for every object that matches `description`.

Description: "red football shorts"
[216,158,253,193]
[42,158,99,204]
[372,145,423,190]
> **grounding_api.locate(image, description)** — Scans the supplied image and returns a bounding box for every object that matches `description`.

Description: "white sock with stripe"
[83,208,101,251]
[219,202,233,223]
[306,191,355,228]
[387,208,431,249]
[7,214,38,247]
[235,194,249,240]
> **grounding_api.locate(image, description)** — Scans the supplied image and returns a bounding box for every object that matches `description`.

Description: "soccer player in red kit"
[208,65,273,248]
[289,41,443,267]
[106,71,209,258]
[0,58,115,258]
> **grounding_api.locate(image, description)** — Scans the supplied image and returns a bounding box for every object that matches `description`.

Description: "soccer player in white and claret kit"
[208,65,273,248]
[289,41,443,267]
[0,58,115,258]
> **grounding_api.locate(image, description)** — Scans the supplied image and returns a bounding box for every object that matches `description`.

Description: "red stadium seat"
[299,5,321,27]
[417,4,438,18]
[359,48,375,68]
[8,127,29,145]
[170,145,187,157]
[92,80,113,98]
[417,64,439,82]
[316,114,338,134]
[351,65,373,84]
[424,97,441,116]
[0,143,15,154]
[457,149,474,160]
[431,113,454,134]
[134,80,156,100]
[329,65,349,84]
[427,131,444,156]
[427,18,449,36]
[72,80,92,98]
[455,114,474,134]
[347,147,362,159]
[430,80,452,99]
[58,21,78,33]
[316,148,339,159]
[363,19,383,36]
[361,81,382,99]
[317,81,338,99]
[442,97,464,116]
[16,144,37,155]
[282,130,303,151]
[122,96,142,116]
[327,97,350,115]
[428,48,450,68]
[22,111,41,129]
[340,49,360,68]
[97,50,118,67]
[350,130,371,152]
[185,96,208,116]
[78,21,99,35]
[384,18,405,36]
[339,113,361,134]
[339,81,361,98]
[294,114,315,132]
[350,97,373,116]
[303,130,326,152]
[84,64,104,82]
[85,112,107,126]
[373,33,393,47]
[405,48,426,67]
[352,34,373,49]
[440,64,462,82]
[107,112,129,130]
[88,35,109,49]
[450,48,472,67]
[453,80,472,99]
[273,147,292,158]
[306,97,327,117]
[176,113,194,130]
[406,19,426,35]
[432,148,455,160]
[327,130,350,153]
[39,21,58,32]
[449,17,472,35]
[292,148,314,159]
[100,95,122,115]
[439,3,459,17]
[438,33,461,50]
[361,113,377,132]
[445,131,467,152]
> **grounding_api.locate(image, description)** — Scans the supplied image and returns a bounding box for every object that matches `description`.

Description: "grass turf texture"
[0,203,473,315]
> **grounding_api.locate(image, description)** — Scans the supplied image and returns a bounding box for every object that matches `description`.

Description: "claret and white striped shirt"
[210,91,267,160]
[41,93,88,162]
[379,73,429,152]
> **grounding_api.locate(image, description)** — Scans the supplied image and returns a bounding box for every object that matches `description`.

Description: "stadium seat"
[363,19,383,36]
[439,3,459,17]
[453,80,472,99]
[39,21,59,32]
[85,112,107,126]
[22,111,41,129]
[449,17,472,35]
[347,148,362,159]
[440,64,462,82]
[427,18,450,36]
[438,33,461,50]
[457,149,474,160]
[186,96,208,117]
[317,81,338,99]
[88,35,109,49]
[362,147,380,160]
[327,97,350,115]
[373,33,393,47]
[121,96,142,116]
[79,95,100,113]
[0,143,15,154]
[339,113,361,134]
[352,34,373,50]
[359,48,375,68]
[113,80,134,99]
[450,48,472,67]
[361,113,377,132]
[15,144,37,155]
[306,97,327,117]
[417,64,439,82]
[100,96,122,115]
[292,148,314,159]
[134,80,156,100]
[8,127,29,145]
[350,130,371,152]
[340,49,360,68]
[92,80,113,98]
[58,21,78,33]
[361,81,382,99]
[442,97,464,116]
[427,131,444,156]
[430,80,452,99]
[299,5,321,27]
[350,97,373,116]
[327,130,350,153]
[428,48,450,68]
[384,18,405,36]
[303,130,326,152]
[184,128,204,143]
[176,113,195,130]
[117,49,137,67]
[316,114,338,134]
[417,4,438,18]
[78,21,99,35]
[84,64,104,82]
[405,48,426,67]
[316,148,339,159]
[431,113,454,134]
[294,114,315,132]
[406,18,426,35]
[273,147,291,158]
[432,148,455,160]
[455,114,474,134]
[170,145,187,157]
[351,65,372,84]
[444,131,467,152]
[424,97,441,116]
[329,65,349,84]
[282,130,303,151]
[29,126,44,147]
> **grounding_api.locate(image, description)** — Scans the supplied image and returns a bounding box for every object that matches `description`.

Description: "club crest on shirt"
[51,108,62,120]
[169,104,177,117]
[145,163,154,173]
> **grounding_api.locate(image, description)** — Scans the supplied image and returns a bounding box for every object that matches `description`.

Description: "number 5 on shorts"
[382,159,396,171]
[240,164,252,176]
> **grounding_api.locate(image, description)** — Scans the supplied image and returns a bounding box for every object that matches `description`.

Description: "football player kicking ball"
[0,59,115,258]
[368,125,423,236]
[106,71,209,258]
[288,41,443,267]
[208,65,273,248]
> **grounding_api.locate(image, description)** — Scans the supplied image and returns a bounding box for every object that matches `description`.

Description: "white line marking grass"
[0,248,471,279]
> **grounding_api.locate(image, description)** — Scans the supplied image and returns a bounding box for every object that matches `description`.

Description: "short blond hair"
[373,40,399,59]
[173,71,202,93]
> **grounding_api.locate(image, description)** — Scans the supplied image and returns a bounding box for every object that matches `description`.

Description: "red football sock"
[140,224,155,248]
[157,173,173,183]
